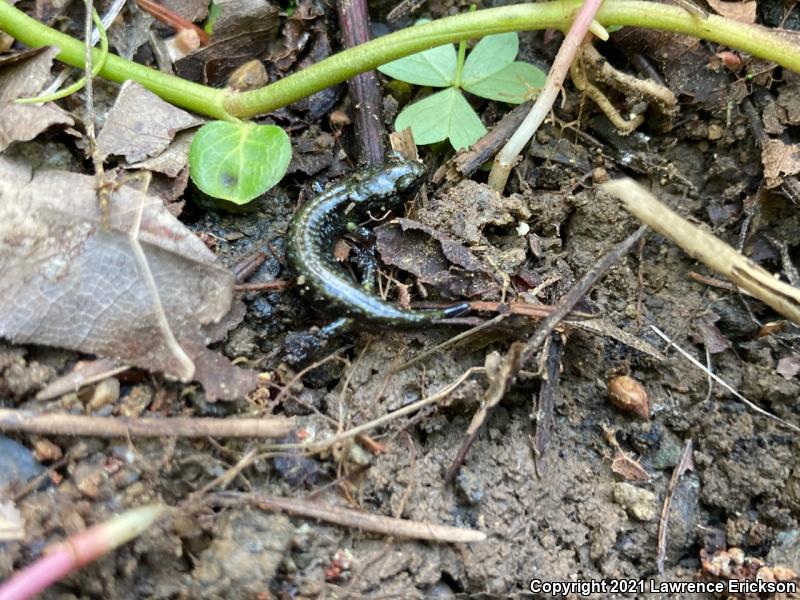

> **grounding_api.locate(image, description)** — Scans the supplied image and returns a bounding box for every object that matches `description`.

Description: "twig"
[188,448,258,500]
[657,439,693,575]
[231,251,268,282]
[445,344,524,482]
[336,0,385,164]
[393,314,508,373]
[688,271,751,296]
[467,301,598,320]
[649,325,800,434]
[126,174,196,380]
[520,225,648,366]
[233,279,291,292]
[532,333,563,475]
[266,366,484,454]
[35,359,129,401]
[13,443,88,501]
[210,492,486,543]
[136,0,210,45]
[0,409,294,438]
[488,0,606,191]
[272,346,351,407]
[445,225,647,481]
[433,100,533,184]
[603,178,800,324]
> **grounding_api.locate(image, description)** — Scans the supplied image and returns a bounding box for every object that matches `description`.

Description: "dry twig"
[649,325,800,434]
[657,439,693,575]
[0,409,293,438]
[603,178,800,324]
[210,492,486,543]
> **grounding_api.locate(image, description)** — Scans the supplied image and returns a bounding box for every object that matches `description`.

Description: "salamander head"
[349,154,426,209]
[383,153,426,194]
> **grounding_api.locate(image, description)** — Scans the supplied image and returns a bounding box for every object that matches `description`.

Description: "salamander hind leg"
[440,302,471,318]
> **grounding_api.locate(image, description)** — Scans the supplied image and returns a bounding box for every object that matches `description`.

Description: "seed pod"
[608,375,650,420]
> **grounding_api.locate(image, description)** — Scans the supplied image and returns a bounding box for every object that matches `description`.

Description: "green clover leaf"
[379,31,546,150]
[378,43,457,88]
[395,87,486,150]
[460,32,519,84]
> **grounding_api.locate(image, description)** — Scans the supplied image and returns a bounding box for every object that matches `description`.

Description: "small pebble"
[613,482,657,521]
[87,377,120,412]
[33,438,63,462]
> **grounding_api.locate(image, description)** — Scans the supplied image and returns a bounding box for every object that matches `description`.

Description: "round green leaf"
[462,62,546,104]
[189,121,291,204]
[395,87,486,150]
[461,32,518,85]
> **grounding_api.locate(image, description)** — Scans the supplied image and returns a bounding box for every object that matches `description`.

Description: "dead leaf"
[0,102,74,153]
[130,129,194,177]
[762,138,800,188]
[706,0,756,24]
[611,455,650,481]
[691,312,730,354]
[776,355,800,380]
[96,81,203,163]
[0,157,256,401]
[0,46,75,152]
[375,218,496,299]
[0,500,24,541]
[0,46,60,101]
[174,0,278,85]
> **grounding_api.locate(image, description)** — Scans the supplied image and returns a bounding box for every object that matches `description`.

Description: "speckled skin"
[286,155,469,327]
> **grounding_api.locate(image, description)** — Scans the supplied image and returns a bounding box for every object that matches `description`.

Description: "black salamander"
[286,154,469,332]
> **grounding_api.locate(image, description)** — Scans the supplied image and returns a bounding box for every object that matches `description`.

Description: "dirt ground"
[2,0,800,597]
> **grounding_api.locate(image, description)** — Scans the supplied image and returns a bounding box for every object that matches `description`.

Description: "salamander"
[286,154,469,329]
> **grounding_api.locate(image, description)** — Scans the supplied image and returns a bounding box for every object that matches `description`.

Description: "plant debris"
[0,47,75,152]
[0,157,256,400]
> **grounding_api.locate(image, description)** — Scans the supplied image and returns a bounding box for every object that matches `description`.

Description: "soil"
[2,0,800,597]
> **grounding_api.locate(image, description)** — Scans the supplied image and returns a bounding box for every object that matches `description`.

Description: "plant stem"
[225,0,800,117]
[453,38,468,88]
[0,0,232,121]
[0,505,166,600]
[488,0,603,190]
[2,0,800,120]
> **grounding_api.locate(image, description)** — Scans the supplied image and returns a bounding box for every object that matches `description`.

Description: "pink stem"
[495,0,604,168]
[0,551,75,600]
[0,504,164,600]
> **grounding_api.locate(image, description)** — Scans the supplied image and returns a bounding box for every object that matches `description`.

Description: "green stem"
[2,0,799,121]
[453,38,468,89]
[16,7,108,104]
[228,1,800,117]
[0,0,233,121]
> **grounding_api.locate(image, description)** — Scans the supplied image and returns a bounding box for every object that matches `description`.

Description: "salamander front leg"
[319,317,353,340]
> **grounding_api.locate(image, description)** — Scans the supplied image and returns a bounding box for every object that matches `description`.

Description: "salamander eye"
[395,172,418,190]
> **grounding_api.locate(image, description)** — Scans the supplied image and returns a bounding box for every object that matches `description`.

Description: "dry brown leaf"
[0,46,75,152]
[0,46,60,101]
[762,138,800,188]
[375,218,495,299]
[97,81,203,163]
[706,0,756,24]
[130,129,194,177]
[776,355,800,380]
[0,157,256,401]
